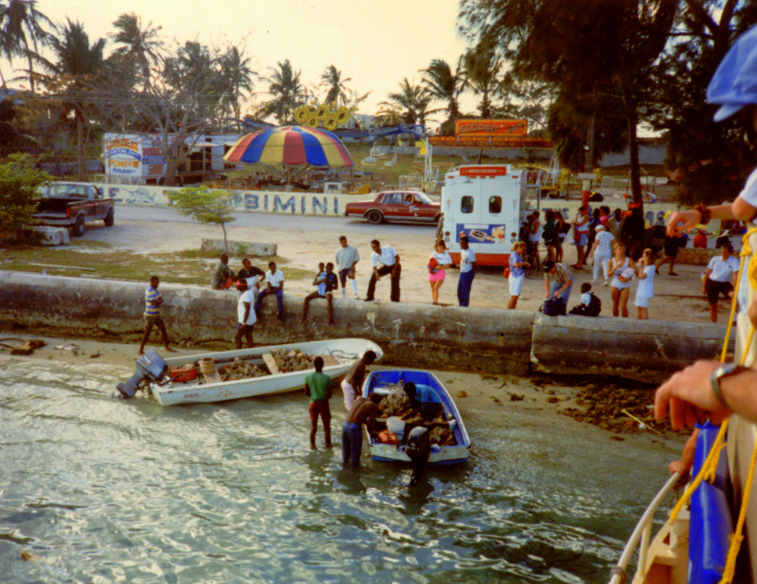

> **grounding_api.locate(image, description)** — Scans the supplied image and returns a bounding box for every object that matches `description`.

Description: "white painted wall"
[96,183,369,217]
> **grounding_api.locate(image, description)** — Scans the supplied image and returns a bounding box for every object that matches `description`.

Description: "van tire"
[72,215,85,237]
[366,210,384,225]
[104,208,114,227]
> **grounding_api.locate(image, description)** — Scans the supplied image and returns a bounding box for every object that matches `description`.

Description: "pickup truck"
[33,183,115,237]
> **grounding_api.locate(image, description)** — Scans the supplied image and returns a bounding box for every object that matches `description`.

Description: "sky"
[5,0,478,122]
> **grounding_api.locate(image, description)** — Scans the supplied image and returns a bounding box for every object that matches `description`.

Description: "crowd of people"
[511,199,745,321]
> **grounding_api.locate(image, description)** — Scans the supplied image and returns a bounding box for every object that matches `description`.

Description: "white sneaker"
[353,293,359,299]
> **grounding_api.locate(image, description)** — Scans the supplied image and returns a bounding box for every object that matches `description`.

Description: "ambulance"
[439,165,527,267]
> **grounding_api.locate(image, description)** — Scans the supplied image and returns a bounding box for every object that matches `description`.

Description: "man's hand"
[654,360,731,430]
[666,210,700,237]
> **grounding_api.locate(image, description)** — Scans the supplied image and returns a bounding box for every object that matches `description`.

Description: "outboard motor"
[116,349,169,399]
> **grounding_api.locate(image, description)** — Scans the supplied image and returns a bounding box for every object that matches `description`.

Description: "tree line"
[1,0,757,203]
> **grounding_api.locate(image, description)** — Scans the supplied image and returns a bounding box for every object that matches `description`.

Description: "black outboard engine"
[116,349,169,399]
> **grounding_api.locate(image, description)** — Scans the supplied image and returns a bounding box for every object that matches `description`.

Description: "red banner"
[459,166,508,177]
[455,119,528,137]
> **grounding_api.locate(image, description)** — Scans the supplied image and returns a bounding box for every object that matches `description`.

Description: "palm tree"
[0,0,52,91]
[110,12,162,89]
[421,57,466,133]
[262,59,306,123]
[382,78,435,126]
[39,19,105,179]
[320,65,350,106]
[463,41,503,118]
[219,46,255,121]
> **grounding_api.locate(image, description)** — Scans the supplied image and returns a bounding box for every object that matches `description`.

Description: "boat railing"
[608,472,682,584]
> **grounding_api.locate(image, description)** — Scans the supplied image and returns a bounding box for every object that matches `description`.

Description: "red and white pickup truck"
[33,182,115,237]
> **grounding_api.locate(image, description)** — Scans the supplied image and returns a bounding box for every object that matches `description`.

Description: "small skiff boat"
[117,338,383,406]
[363,369,471,465]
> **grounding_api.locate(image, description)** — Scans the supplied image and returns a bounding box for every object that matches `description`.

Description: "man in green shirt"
[304,356,332,449]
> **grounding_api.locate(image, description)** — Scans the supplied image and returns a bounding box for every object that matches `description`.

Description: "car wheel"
[72,214,85,237]
[366,210,384,225]
[104,208,114,227]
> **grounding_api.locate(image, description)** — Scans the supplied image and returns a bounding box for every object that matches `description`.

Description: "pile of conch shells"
[271,349,312,373]
[219,358,268,382]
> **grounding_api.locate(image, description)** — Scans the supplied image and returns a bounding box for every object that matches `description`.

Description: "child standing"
[635,248,656,319]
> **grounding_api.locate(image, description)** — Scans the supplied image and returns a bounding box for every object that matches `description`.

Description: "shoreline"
[0,331,688,445]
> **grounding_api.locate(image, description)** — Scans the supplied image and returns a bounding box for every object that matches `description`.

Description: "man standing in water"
[340,350,377,411]
[305,356,332,449]
[342,393,382,468]
[138,276,176,356]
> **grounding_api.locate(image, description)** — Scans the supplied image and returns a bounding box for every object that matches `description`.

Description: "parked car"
[344,190,442,225]
[32,182,115,237]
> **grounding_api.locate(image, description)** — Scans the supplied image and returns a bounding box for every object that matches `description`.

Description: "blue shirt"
[510,252,525,277]
[415,384,441,404]
[316,272,337,296]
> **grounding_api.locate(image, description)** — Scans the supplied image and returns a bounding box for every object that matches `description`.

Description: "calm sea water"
[0,357,681,584]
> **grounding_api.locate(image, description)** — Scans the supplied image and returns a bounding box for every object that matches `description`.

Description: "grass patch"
[0,246,309,285]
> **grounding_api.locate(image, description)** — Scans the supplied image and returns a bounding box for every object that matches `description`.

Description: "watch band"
[710,364,746,409]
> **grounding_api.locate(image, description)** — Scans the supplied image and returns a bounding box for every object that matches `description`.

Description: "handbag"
[503,265,511,278]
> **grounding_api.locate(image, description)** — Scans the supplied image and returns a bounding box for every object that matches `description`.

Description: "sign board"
[455,119,528,137]
[459,166,508,178]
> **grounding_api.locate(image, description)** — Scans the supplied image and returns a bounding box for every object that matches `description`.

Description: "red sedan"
[344,190,442,225]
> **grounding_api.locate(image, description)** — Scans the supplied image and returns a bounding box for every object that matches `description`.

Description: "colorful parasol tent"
[223,125,354,184]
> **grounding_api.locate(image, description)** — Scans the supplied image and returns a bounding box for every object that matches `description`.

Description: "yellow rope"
[666,228,757,584]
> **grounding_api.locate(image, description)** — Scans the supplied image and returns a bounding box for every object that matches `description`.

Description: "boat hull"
[363,369,471,465]
[150,338,383,406]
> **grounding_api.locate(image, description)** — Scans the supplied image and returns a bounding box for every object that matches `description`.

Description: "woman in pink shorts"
[428,240,452,305]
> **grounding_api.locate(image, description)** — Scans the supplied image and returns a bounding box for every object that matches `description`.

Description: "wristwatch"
[709,363,747,409]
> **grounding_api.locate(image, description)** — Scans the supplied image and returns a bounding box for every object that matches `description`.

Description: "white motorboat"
[117,338,383,406]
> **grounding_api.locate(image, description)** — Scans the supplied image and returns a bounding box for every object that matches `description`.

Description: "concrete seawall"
[0,272,731,384]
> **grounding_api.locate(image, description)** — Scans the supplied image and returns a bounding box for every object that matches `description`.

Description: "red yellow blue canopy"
[224,125,354,168]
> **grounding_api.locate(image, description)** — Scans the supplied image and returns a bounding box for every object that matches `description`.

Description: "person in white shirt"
[235,279,257,349]
[255,261,285,319]
[335,235,360,299]
[457,234,476,307]
[428,239,453,305]
[702,242,740,323]
[365,239,401,302]
[588,225,615,285]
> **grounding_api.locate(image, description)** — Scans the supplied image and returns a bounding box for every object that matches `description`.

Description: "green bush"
[0,154,50,240]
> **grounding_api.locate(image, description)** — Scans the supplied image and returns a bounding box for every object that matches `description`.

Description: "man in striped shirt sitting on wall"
[138,276,176,356]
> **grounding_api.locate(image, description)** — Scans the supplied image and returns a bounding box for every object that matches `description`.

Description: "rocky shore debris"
[558,381,677,436]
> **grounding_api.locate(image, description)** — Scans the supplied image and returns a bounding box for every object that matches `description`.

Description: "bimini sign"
[97,183,352,216]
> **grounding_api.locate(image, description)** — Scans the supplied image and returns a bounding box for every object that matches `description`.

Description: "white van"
[439,165,527,267]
